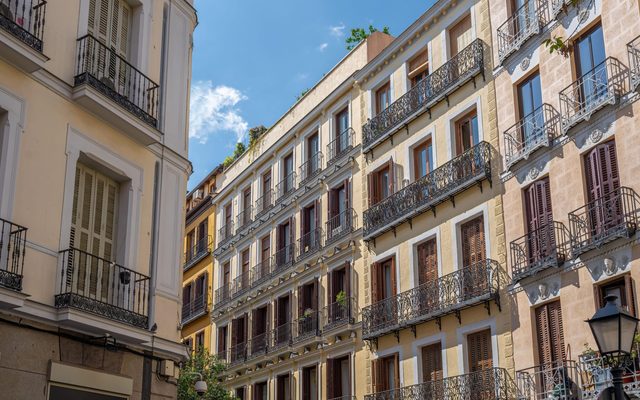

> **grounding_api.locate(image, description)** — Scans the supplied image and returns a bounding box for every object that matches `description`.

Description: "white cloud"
[318,43,328,52]
[295,72,309,81]
[329,23,345,37]
[189,81,248,144]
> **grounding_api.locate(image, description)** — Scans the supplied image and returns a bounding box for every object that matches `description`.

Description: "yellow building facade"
[0,0,196,398]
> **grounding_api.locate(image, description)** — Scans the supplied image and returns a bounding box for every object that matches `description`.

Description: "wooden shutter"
[182,283,191,306]
[449,14,472,56]
[422,343,443,382]
[315,200,320,232]
[535,300,566,365]
[467,329,493,372]
[368,173,377,206]
[327,359,335,399]
[344,178,350,210]
[525,178,553,233]
[417,239,438,286]
[345,261,351,297]
[289,217,295,252]
[585,140,620,203]
[390,257,398,296]
[371,262,380,302]
[88,0,130,55]
[297,285,304,318]
[461,216,486,267]
[388,158,396,195]
[371,359,381,393]
[625,275,637,317]
[217,326,225,353]
[273,299,279,328]
[392,353,400,389]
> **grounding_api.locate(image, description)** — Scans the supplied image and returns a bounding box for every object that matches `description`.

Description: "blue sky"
[188,0,436,189]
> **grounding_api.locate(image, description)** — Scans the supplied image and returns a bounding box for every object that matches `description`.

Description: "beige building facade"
[489,0,640,398]
[0,0,196,399]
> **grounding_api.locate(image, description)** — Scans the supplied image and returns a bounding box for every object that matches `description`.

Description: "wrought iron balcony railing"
[364,141,492,240]
[516,360,580,400]
[275,172,297,203]
[236,206,253,232]
[255,189,274,218]
[628,35,640,91]
[365,367,517,400]
[327,128,355,165]
[217,221,234,247]
[551,0,573,18]
[0,218,27,291]
[362,259,503,340]
[184,235,212,271]
[326,208,356,245]
[75,35,159,127]
[270,322,292,352]
[181,294,208,324]
[214,282,231,308]
[229,341,247,366]
[569,186,640,256]
[273,243,295,274]
[56,248,150,329]
[297,227,323,259]
[362,38,484,151]
[578,347,640,399]
[299,152,323,185]
[248,330,269,359]
[329,396,356,400]
[510,221,571,283]
[250,259,271,288]
[497,0,547,62]
[559,57,629,133]
[0,0,46,51]
[215,349,229,364]
[231,270,250,299]
[504,103,560,168]
[323,296,357,330]
[295,310,321,342]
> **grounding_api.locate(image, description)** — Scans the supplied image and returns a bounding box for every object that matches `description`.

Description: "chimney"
[365,31,395,62]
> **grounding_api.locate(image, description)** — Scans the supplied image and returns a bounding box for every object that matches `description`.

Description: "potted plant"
[579,343,609,392]
[336,290,347,307]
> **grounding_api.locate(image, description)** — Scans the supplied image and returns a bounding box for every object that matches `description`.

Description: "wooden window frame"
[375,81,391,115]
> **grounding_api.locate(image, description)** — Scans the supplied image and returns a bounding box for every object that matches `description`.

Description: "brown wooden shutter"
[585,140,620,203]
[418,239,438,286]
[367,173,375,207]
[300,208,305,238]
[298,285,304,318]
[371,262,380,302]
[327,358,335,399]
[536,300,566,365]
[594,284,603,310]
[390,257,398,296]
[328,271,334,306]
[312,279,319,311]
[461,216,486,267]
[217,326,225,353]
[289,216,295,251]
[625,274,637,317]
[548,300,566,362]
[345,261,351,297]
[421,342,443,382]
[525,178,553,233]
[467,329,493,372]
[371,359,380,393]
[388,158,395,195]
[231,318,238,348]
[344,178,350,210]
[393,353,400,389]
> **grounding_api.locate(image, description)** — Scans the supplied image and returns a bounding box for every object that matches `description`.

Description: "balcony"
[181,294,208,324]
[184,235,212,271]
[275,172,297,203]
[270,322,293,353]
[559,57,629,133]
[363,141,492,240]
[510,221,571,283]
[294,309,321,342]
[73,35,161,145]
[297,227,323,260]
[254,189,274,218]
[215,349,229,364]
[55,248,150,329]
[0,218,27,292]
[250,259,271,288]
[299,152,323,186]
[362,39,484,152]
[214,282,231,308]
[503,103,560,169]
[365,368,517,400]
[217,222,234,247]
[569,186,640,257]
[248,331,269,359]
[327,128,355,166]
[236,207,253,232]
[231,270,250,299]
[551,0,574,18]
[628,36,640,91]
[229,342,247,366]
[326,208,356,245]
[516,360,581,400]
[497,0,547,62]
[0,0,47,72]
[323,297,357,331]
[362,259,503,340]
[273,243,295,274]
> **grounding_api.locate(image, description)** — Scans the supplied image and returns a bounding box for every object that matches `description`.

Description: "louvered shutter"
[289,216,295,260]
[315,200,320,233]
[297,286,304,320]
[536,300,565,365]
[392,353,400,389]
[345,261,351,297]
[370,263,379,302]
[461,216,485,267]
[548,301,566,362]
[371,359,381,393]
[625,275,637,316]
[418,239,438,286]
[468,329,493,372]
[390,258,398,296]
[422,342,443,382]
[344,178,350,211]
[312,279,318,311]
[230,318,238,349]
[300,208,305,238]
[217,326,225,354]
[182,284,191,307]
[388,158,395,195]
[327,358,335,399]
[368,173,376,206]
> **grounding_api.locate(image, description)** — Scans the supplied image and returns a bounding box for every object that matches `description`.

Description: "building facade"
[489,0,640,398]
[182,167,221,352]
[0,0,196,399]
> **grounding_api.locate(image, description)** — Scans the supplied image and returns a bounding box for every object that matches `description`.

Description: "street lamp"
[586,295,640,400]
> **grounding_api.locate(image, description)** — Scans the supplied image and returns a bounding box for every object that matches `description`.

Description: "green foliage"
[222,156,235,169]
[336,290,347,307]
[543,36,571,56]
[178,347,234,400]
[346,25,390,50]
[248,125,268,148]
[296,88,310,101]
[222,142,247,169]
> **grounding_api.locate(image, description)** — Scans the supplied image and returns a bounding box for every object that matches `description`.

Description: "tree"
[178,347,235,400]
[345,25,390,50]
[232,142,246,159]
[248,125,268,148]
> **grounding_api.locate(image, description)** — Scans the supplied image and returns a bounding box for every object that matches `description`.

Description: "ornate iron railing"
[497,0,547,62]
[294,310,321,342]
[215,349,229,364]
[551,0,574,18]
[627,35,640,91]
[362,259,503,340]
[181,294,208,324]
[569,186,640,256]
[270,322,292,351]
[326,208,356,245]
[56,248,150,328]
[324,296,357,330]
[362,39,484,151]
[75,35,159,127]
[329,396,356,400]
[559,57,629,133]
[297,227,323,259]
[365,367,517,400]
[327,128,355,165]
[255,189,274,218]
[273,243,295,273]
[516,360,581,400]
[578,347,640,399]
[217,221,234,247]
[299,152,323,185]
[184,235,212,271]
[275,172,297,203]
[364,141,492,239]
[250,259,271,288]
[231,270,250,299]
[236,206,253,231]
[0,0,46,51]
[248,331,269,359]
[504,103,560,168]
[214,282,231,307]
[0,218,27,291]
[510,221,571,283]
[229,342,247,366]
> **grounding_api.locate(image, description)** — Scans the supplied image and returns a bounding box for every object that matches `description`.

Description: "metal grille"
[0,218,28,291]
[0,0,46,51]
[497,0,547,62]
[503,103,560,168]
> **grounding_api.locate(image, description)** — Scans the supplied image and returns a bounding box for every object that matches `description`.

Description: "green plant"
[580,342,597,359]
[222,142,247,169]
[296,88,310,101]
[543,36,571,56]
[335,290,347,307]
[303,308,314,319]
[248,125,267,149]
[345,25,390,50]
[178,346,235,400]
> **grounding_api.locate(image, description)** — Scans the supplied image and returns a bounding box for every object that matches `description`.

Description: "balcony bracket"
[484,300,492,316]
[495,294,502,312]
[455,309,462,324]
[428,108,432,119]
[449,195,456,208]
[410,325,417,338]
[435,317,442,331]
[445,95,450,107]
[394,330,400,343]
[472,76,477,89]
[477,180,484,193]
[404,124,409,135]
[389,134,394,146]
[392,227,397,238]
[408,218,413,230]
[431,206,437,218]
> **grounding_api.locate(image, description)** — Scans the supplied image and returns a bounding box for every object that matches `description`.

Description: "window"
[283,153,294,192]
[197,218,208,252]
[584,140,621,235]
[307,132,319,160]
[277,219,293,265]
[368,160,397,206]
[467,329,494,399]
[302,365,318,400]
[298,279,318,315]
[185,229,195,259]
[274,293,292,344]
[575,24,606,97]
[335,107,349,137]
[230,314,247,362]
[413,139,433,180]
[524,178,554,263]
[223,203,232,237]
[408,48,429,87]
[300,202,319,253]
[242,187,251,224]
[182,283,192,308]
[372,354,400,393]
[449,14,472,57]
[253,381,268,400]
[88,0,131,59]
[371,258,397,302]
[596,275,636,316]
[239,248,250,290]
[235,387,245,400]
[195,273,206,302]
[375,82,391,115]
[276,373,292,400]
[421,342,443,382]
[184,337,193,352]
[262,170,272,194]
[195,331,205,350]
[455,110,479,156]
[217,325,228,356]
[222,261,231,295]
[535,300,565,365]
[261,235,271,263]
[517,72,543,143]
[251,305,269,354]
[327,355,351,399]
[417,238,438,286]
[328,180,351,239]
[461,216,485,267]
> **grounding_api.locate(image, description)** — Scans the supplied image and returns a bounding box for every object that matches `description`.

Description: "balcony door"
[70,163,119,302]
[327,355,351,399]
[283,153,294,193]
[375,82,391,115]
[240,249,250,291]
[517,72,543,144]
[372,353,400,394]
[230,314,247,361]
[449,14,472,57]
[575,24,607,107]
[302,365,318,400]
[335,106,350,153]
[525,178,555,264]
[277,218,293,267]
[371,258,398,329]
[262,170,272,206]
[329,263,351,323]
[421,342,444,397]
[197,218,207,253]
[251,305,268,354]
[217,325,228,358]
[300,201,319,253]
[253,382,268,400]
[413,139,433,181]
[307,132,319,177]
[461,216,486,299]
[242,187,251,224]
[298,280,318,336]
[275,293,291,344]
[417,239,439,313]
[467,329,494,400]
[584,140,621,236]
[276,373,292,400]
[455,110,480,156]
[535,300,566,387]
[222,262,230,297]
[260,235,270,275]
[328,180,350,238]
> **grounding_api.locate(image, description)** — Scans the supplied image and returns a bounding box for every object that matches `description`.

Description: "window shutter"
[418,239,438,286]
[328,270,334,306]
[217,327,225,354]
[393,353,400,389]
[231,318,238,348]
[594,284,603,310]
[371,359,380,393]
[345,261,351,297]
[344,178,350,211]
[289,216,295,252]
[300,208,305,238]
[327,358,335,399]
[421,342,443,382]
[548,300,566,361]
[251,309,258,337]
[388,158,395,195]
[312,279,319,311]
[390,257,398,296]
[315,200,320,232]
[371,263,379,302]
[182,284,190,306]
[468,329,493,372]
[243,313,249,343]
[274,299,279,328]
[461,216,485,267]
[625,274,637,316]
[367,172,376,206]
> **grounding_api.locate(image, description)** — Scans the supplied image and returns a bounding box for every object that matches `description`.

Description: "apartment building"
[182,166,222,351]
[210,32,394,400]
[489,0,640,398]
[357,0,515,398]
[0,1,195,398]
